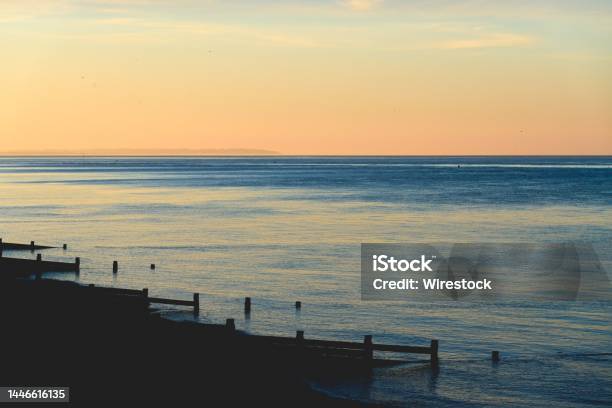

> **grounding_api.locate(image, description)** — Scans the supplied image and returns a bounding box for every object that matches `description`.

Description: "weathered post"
[150,263,155,270]
[63,244,67,250]
[75,257,80,273]
[430,340,439,365]
[112,260,118,273]
[296,330,304,341]
[244,297,251,313]
[363,335,373,360]
[35,254,42,279]
[142,288,149,298]
[226,318,235,331]
[296,330,305,355]
[193,293,200,315]
[295,301,302,310]
[30,241,35,250]
[492,351,500,362]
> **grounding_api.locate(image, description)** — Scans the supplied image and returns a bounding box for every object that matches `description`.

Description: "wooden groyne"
[0,238,56,251]
[81,281,439,364]
[6,273,439,365]
[0,256,79,278]
[0,245,439,366]
[66,282,438,365]
[0,256,198,311]
[245,331,438,364]
[86,284,200,314]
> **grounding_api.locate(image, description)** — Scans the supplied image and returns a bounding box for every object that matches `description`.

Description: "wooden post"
[35,253,42,279]
[112,260,118,273]
[150,263,155,270]
[296,330,305,355]
[142,288,149,298]
[430,340,439,365]
[193,293,200,314]
[63,244,67,250]
[492,351,500,362]
[226,318,235,331]
[75,257,80,273]
[30,241,35,250]
[244,297,251,313]
[295,301,301,310]
[363,335,373,360]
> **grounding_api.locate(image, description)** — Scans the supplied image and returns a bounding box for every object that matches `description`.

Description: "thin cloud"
[92,18,321,47]
[0,0,71,21]
[440,33,535,49]
[342,0,382,11]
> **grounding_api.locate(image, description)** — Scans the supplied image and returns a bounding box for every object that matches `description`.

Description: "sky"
[1,0,611,155]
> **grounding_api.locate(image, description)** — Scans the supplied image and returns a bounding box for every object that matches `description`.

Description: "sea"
[0,156,610,407]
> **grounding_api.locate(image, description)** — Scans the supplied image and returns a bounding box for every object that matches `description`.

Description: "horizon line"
[1,154,611,158]
[2,149,612,157]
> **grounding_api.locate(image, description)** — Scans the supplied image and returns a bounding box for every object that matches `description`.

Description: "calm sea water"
[1,156,610,406]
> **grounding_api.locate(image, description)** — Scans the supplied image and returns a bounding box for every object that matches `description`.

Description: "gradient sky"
[1,1,611,155]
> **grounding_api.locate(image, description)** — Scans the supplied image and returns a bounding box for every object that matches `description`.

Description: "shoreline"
[0,275,381,406]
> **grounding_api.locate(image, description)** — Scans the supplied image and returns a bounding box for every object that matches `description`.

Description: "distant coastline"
[0,148,280,156]
[1,151,611,158]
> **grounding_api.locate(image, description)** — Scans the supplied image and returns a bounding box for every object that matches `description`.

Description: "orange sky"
[1,1,611,155]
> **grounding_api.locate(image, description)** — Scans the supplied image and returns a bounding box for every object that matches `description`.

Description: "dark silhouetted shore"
[0,277,375,407]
